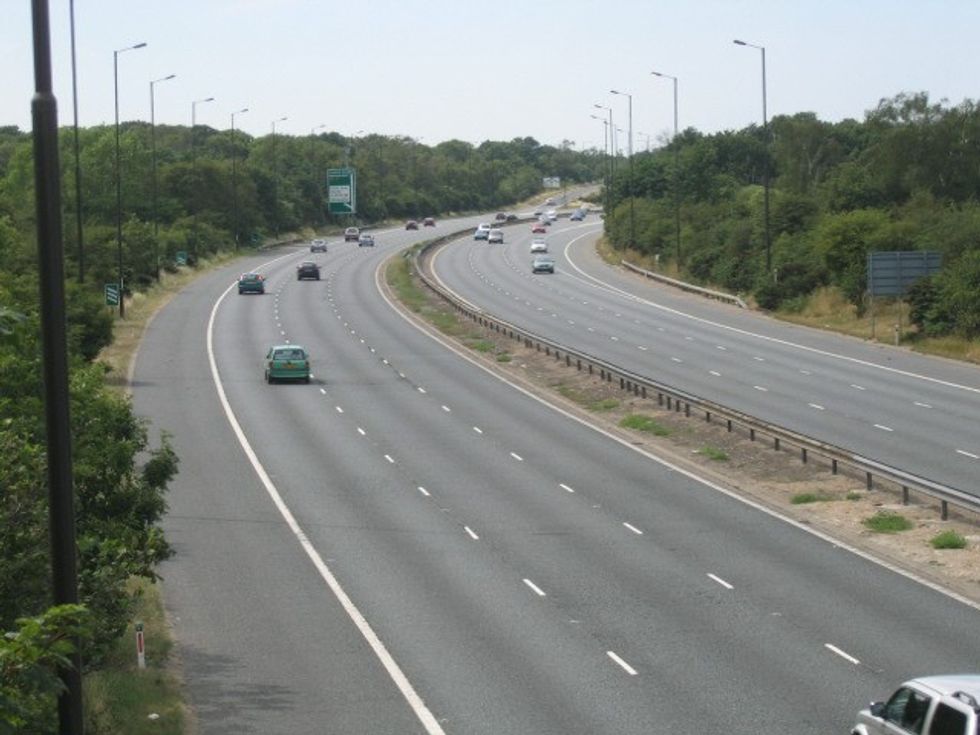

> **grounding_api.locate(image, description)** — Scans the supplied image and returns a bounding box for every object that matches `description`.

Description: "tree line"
[600,92,980,339]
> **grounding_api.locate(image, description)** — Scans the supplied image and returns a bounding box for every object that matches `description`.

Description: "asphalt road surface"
[132,212,980,733]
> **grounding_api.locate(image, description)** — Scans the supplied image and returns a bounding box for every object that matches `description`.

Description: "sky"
[4,1,980,151]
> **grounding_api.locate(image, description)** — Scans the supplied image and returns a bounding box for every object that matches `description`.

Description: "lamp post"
[611,89,635,248]
[590,113,610,214]
[149,73,176,280]
[69,0,84,283]
[271,116,287,238]
[113,41,147,318]
[310,124,326,226]
[652,70,681,263]
[231,107,248,248]
[594,103,615,221]
[734,39,771,273]
[190,96,215,261]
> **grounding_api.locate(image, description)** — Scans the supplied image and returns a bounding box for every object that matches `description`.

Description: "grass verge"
[863,511,914,534]
[619,414,670,436]
[791,492,835,504]
[930,530,968,550]
[699,445,729,461]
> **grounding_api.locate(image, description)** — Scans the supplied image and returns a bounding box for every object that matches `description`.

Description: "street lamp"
[113,40,147,318]
[590,113,610,213]
[734,39,771,273]
[191,96,215,260]
[271,116,287,238]
[231,107,249,248]
[611,89,635,248]
[594,103,615,219]
[69,0,84,282]
[310,124,326,226]
[149,73,176,280]
[652,70,681,263]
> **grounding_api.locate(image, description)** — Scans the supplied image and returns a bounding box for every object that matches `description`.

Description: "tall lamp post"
[149,73,176,280]
[652,70,681,263]
[190,96,215,260]
[271,116,287,238]
[230,107,248,248]
[310,124,326,226]
[610,89,635,248]
[734,39,771,273]
[113,40,147,318]
[69,0,84,283]
[590,113,610,213]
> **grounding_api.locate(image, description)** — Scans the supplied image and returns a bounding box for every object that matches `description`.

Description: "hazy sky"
[5,1,979,150]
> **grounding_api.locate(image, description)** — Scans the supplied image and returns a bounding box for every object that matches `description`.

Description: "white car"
[545,210,558,222]
[852,675,980,735]
[530,240,548,253]
[487,229,504,244]
[474,223,491,240]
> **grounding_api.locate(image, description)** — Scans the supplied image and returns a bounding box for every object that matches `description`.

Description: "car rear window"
[274,349,306,360]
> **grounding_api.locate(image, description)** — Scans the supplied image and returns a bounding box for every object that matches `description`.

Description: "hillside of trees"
[601,92,980,339]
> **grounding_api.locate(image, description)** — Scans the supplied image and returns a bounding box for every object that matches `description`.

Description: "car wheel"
[304,375,310,384]
[265,371,272,384]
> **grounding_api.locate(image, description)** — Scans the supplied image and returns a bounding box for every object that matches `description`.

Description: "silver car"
[530,240,548,253]
[532,255,555,274]
[852,675,980,735]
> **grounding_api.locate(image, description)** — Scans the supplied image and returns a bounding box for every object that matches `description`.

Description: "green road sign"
[104,283,120,307]
[327,168,356,215]
[175,250,188,266]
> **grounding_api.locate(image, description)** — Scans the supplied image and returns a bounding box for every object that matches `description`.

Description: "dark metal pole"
[30,1,83,731]
[69,0,84,283]
[761,45,771,274]
[231,108,247,248]
[150,74,175,280]
[672,76,681,264]
[114,49,123,317]
[191,96,214,260]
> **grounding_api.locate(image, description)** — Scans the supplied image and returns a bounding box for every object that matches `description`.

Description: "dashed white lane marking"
[382,359,389,365]
[587,327,595,332]
[473,426,483,434]
[319,388,327,395]
[799,369,811,375]
[873,424,894,432]
[914,401,932,408]
[441,405,451,412]
[684,336,694,341]
[610,336,619,341]
[851,384,866,391]
[825,644,860,665]
[510,452,524,462]
[808,403,825,410]
[523,578,547,597]
[384,454,394,464]
[417,486,431,497]
[418,387,427,394]
[753,356,765,362]
[956,449,979,459]
[709,370,721,377]
[559,483,575,493]
[707,573,734,590]
[607,651,638,676]
[357,427,366,436]
[336,406,344,413]
[280,330,286,335]
[464,526,479,541]
[622,522,643,535]
[754,385,768,392]
[637,345,648,351]
[715,345,727,351]
[671,357,683,363]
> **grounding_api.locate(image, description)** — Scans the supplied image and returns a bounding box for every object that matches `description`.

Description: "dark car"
[265,345,310,384]
[494,212,507,221]
[423,217,436,227]
[310,239,328,252]
[505,213,518,221]
[238,272,265,294]
[532,255,556,274]
[570,210,586,221]
[296,261,320,280]
[405,220,419,230]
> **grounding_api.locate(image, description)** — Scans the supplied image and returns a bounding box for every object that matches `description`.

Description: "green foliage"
[862,511,914,533]
[929,530,967,549]
[619,414,671,436]
[699,445,729,461]
[790,492,834,504]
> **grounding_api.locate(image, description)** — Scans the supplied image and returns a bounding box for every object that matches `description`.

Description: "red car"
[405,220,419,230]
[531,223,547,234]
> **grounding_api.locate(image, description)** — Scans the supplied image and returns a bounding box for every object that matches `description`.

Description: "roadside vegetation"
[863,511,915,533]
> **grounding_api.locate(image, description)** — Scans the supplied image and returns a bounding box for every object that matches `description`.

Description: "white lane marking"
[384,454,394,464]
[441,405,451,412]
[914,401,932,408]
[587,327,595,332]
[417,387,427,394]
[417,486,431,497]
[622,522,643,535]
[510,452,524,462]
[754,385,768,392]
[559,483,575,493]
[873,424,894,432]
[606,651,638,676]
[206,281,445,735]
[671,357,683,363]
[808,403,825,411]
[473,426,483,434]
[799,369,811,375]
[637,345,648,351]
[523,578,546,597]
[709,370,721,377]
[956,449,979,459]
[707,573,734,590]
[825,644,860,665]
[716,345,727,351]
[851,384,866,391]
[685,336,694,341]
[382,359,389,365]
[753,356,766,362]
[357,427,366,436]
[464,526,479,541]
[319,388,327,395]
[610,336,619,341]
[335,406,344,413]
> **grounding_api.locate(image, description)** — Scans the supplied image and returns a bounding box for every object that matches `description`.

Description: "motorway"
[432,219,980,496]
[133,211,980,733]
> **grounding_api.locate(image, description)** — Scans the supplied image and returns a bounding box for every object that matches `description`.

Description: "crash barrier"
[411,230,979,522]
[621,260,748,309]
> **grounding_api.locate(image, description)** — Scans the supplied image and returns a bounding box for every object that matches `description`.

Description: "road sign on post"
[327,168,356,215]
[104,283,120,307]
[135,622,146,669]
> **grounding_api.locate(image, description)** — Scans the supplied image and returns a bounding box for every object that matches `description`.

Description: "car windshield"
[274,349,306,360]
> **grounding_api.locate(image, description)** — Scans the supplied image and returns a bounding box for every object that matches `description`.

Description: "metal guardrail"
[622,260,748,308]
[411,229,980,522]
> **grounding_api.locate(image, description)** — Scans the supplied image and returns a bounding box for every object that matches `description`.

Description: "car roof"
[270,344,307,352]
[909,675,980,700]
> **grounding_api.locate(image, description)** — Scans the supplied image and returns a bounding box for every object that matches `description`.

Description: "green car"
[265,345,311,384]
[238,272,265,294]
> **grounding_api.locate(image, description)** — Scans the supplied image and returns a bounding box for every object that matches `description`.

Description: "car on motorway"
[310,238,328,252]
[487,229,504,244]
[532,255,555,274]
[358,233,375,247]
[570,209,586,221]
[405,220,419,230]
[265,345,311,384]
[344,226,360,242]
[494,212,507,221]
[296,261,320,280]
[237,272,265,294]
[852,675,980,735]
[545,210,558,221]
[530,239,548,253]
[545,197,555,205]
[474,223,492,240]
[533,208,544,216]
[531,222,547,234]
[505,213,518,221]
[423,217,436,227]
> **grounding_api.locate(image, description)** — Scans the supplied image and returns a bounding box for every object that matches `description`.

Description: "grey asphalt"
[132,211,980,734]
[432,221,980,495]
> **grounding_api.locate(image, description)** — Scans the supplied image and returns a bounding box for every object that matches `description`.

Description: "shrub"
[862,511,914,533]
[619,414,670,436]
[930,530,967,549]
[791,492,833,504]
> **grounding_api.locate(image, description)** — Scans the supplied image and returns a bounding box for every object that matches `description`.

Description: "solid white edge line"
[824,643,861,665]
[374,253,980,614]
[956,449,979,459]
[707,573,734,590]
[522,578,546,597]
[606,651,638,676]
[207,280,445,735]
[873,424,894,432]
